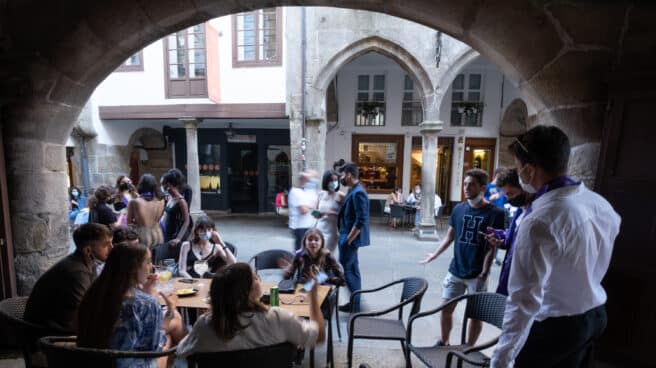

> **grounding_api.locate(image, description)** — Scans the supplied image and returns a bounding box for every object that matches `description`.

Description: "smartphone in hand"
[303,271,328,291]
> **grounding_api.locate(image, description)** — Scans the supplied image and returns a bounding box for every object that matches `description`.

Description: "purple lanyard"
[525,176,580,215]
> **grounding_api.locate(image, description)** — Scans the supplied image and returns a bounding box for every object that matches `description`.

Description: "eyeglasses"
[514,137,529,154]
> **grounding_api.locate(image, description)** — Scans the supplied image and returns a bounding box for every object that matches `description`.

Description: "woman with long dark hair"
[283,228,344,286]
[160,171,192,260]
[77,243,186,368]
[313,170,344,252]
[127,174,165,250]
[68,186,87,222]
[178,216,236,278]
[114,175,138,211]
[176,263,325,357]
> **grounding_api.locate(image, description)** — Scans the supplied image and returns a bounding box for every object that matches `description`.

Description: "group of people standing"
[384,183,443,229]
[420,125,620,368]
[287,163,371,313]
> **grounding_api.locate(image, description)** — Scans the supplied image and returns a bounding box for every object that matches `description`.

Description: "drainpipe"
[300,6,307,171]
[80,137,91,194]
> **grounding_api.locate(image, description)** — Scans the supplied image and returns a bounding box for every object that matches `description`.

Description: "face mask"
[415,189,421,195]
[340,176,348,187]
[71,191,79,197]
[508,193,528,207]
[328,181,339,191]
[518,166,538,194]
[304,181,316,191]
[199,232,210,241]
[161,186,169,196]
[119,183,130,191]
[467,193,484,207]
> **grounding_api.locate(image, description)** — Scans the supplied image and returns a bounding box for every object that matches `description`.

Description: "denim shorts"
[442,272,487,300]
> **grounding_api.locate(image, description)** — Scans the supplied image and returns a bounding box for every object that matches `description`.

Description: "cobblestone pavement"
[0,214,504,368]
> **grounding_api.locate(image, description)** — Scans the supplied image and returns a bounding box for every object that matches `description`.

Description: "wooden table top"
[161,278,331,318]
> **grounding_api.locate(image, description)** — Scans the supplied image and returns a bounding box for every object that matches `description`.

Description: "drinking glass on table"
[193,260,209,278]
[154,265,174,294]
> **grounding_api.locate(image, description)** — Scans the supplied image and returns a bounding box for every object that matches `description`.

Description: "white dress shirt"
[491,183,621,368]
[288,187,317,229]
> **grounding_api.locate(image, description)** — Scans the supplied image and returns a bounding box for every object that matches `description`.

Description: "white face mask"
[328,181,339,191]
[518,165,538,194]
[467,193,484,207]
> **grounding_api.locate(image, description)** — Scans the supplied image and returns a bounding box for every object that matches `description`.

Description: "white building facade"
[69,7,535,216]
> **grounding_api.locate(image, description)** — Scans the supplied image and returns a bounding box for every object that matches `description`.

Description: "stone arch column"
[499,98,529,168]
[302,36,435,179]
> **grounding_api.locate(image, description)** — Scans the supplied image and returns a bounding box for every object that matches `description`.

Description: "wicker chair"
[187,342,297,368]
[0,296,67,368]
[406,292,507,368]
[39,336,177,368]
[346,277,428,368]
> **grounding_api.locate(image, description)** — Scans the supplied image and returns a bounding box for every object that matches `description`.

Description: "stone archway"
[0,0,643,296]
[126,128,172,186]
[498,98,529,169]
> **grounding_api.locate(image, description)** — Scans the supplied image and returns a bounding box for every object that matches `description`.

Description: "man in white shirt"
[288,172,319,251]
[491,126,621,368]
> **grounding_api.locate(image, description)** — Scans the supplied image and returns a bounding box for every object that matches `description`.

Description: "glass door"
[266,146,291,212]
[228,143,258,213]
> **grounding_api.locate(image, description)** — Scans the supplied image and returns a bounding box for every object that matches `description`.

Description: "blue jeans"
[338,233,361,312]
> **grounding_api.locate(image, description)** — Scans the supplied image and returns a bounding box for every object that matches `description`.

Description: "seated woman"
[176,263,325,357]
[385,187,403,228]
[283,228,344,287]
[68,186,87,222]
[77,243,187,368]
[178,216,236,278]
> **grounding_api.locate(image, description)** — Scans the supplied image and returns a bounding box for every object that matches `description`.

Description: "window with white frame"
[450,73,484,127]
[401,74,423,126]
[355,74,386,126]
[232,8,282,67]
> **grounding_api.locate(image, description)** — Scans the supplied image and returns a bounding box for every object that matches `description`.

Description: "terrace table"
[161,278,331,317]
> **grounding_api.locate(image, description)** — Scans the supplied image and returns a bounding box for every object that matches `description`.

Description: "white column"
[416,120,444,240]
[181,118,205,217]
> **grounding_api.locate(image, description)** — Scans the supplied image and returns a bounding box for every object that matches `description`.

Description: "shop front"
[172,128,291,213]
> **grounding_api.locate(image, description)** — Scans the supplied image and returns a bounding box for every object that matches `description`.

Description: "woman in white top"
[178,216,236,279]
[176,263,325,357]
[313,170,344,253]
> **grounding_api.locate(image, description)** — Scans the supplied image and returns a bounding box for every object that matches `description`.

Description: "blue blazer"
[338,182,370,247]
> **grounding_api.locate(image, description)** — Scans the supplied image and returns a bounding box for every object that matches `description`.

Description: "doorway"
[0,129,16,299]
[228,143,258,213]
[463,138,497,183]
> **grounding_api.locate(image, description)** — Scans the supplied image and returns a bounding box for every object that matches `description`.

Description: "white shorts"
[441,272,487,300]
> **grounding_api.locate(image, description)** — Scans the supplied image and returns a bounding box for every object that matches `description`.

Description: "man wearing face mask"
[482,169,532,296]
[337,163,370,313]
[491,126,620,368]
[25,223,113,333]
[419,169,505,346]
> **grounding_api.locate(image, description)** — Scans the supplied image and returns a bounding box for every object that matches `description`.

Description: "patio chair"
[187,342,297,368]
[346,277,428,368]
[0,296,67,368]
[39,336,177,368]
[389,204,407,228]
[406,292,507,368]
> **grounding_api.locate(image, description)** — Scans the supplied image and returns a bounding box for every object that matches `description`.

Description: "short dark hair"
[321,170,339,191]
[112,226,139,244]
[498,168,521,189]
[339,163,359,179]
[508,125,570,174]
[161,171,180,187]
[93,185,113,202]
[465,169,488,187]
[73,223,112,252]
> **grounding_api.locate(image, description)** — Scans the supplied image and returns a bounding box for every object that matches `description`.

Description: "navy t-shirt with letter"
[448,202,505,279]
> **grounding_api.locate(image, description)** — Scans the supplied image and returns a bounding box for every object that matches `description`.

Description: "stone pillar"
[304,118,327,174]
[181,118,205,217]
[416,121,444,240]
[6,138,70,295]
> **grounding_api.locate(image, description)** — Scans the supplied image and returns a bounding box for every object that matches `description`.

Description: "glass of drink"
[154,265,173,294]
[193,260,209,277]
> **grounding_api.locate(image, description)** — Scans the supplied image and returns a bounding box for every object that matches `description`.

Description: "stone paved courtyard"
[0,214,503,368]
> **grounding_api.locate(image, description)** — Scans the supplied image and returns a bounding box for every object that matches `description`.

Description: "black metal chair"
[224,241,237,257]
[390,204,407,228]
[434,206,447,230]
[0,296,67,368]
[406,292,507,368]
[39,336,177,368]
[346,277,429,368]
[249,249,294,271]
[187,342,297,368]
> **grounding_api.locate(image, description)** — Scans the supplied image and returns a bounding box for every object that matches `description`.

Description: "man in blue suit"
[337,163,370,313]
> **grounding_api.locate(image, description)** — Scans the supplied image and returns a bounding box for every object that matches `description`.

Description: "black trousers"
[515,305,607,368]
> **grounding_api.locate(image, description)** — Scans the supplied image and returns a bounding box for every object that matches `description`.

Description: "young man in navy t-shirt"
[420,168,505,346]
